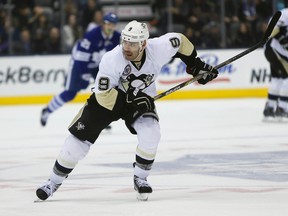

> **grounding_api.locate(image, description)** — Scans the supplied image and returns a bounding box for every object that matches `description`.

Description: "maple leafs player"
[40,12,120,127]
[36,20,218,201]
[263,8,288,120]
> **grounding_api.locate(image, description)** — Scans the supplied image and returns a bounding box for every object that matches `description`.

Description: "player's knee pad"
[57,134,92,169]
[133,117,161,161]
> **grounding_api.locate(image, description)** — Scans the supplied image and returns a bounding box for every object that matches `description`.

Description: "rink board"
[0,49,270,105]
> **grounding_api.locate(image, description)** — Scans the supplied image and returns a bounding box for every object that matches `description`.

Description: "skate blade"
[136,192,149,201]
[34,198,45,203]
[262,117,275,123]
[262,116,284,123]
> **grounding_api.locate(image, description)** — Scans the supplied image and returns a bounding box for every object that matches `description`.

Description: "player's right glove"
[125,87,155,115]
[186,57,218,85]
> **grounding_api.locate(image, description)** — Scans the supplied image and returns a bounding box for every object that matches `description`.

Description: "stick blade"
[263,11,281,40]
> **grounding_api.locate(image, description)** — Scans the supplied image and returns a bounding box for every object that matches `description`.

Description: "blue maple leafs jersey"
[71,25,121,75]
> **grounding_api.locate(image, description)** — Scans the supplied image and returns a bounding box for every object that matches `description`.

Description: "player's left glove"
[186,57,218,85]
[125,87,155,115]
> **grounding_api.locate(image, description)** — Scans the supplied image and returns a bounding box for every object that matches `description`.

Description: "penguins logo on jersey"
[127,74,154,89]
[121,73,154,92]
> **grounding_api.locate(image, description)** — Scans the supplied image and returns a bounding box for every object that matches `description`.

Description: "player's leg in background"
[263,45,283,119]
[275,61,288,118]
[263,68,282,118]
[40,59,89,126]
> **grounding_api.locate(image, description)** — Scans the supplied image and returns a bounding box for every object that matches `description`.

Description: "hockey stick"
[154,11,281,101]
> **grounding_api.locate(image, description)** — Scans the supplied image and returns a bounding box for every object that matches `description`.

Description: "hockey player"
[263,8,288,120]
[36,20,218,201]
[40,12,120,127]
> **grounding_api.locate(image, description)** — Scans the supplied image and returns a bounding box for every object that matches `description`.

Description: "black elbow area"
[173,49,197,67]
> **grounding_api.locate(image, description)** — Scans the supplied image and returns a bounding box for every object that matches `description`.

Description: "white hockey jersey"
[94,33,182,97]
[269,8,288,58]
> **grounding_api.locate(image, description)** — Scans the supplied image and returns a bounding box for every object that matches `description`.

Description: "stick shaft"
[154,42,263,101]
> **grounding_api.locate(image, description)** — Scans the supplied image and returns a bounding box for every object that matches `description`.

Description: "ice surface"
[0,98,288,216]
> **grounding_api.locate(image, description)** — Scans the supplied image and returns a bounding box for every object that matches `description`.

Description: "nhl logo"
[123,64,131,76]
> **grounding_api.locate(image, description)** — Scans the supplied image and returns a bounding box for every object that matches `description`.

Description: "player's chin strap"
[133,41,147,61]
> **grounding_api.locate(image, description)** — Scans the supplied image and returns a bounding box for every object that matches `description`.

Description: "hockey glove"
[186,57,218,85]
[126,87,155,115]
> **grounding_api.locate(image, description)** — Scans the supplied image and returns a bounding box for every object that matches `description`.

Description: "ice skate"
[40,108,50,126]
[134,175,152,201]
[262,102,277,122]
[263,102,275,117]
[275,106,288,121]
[35,179,62,201]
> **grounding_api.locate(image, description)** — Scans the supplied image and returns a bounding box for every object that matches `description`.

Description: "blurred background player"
[40,12,120,127]
[263,8,288,120]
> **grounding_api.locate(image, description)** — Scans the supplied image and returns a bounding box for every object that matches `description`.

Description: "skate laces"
[41,109,50,120]
[276,106,288,117]
[134,176,150,187]
[41,180,60,197]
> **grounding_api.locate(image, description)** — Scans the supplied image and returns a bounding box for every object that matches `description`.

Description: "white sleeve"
[93,49,123,110]
[149,33,182,66]
[93,51,120,94]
